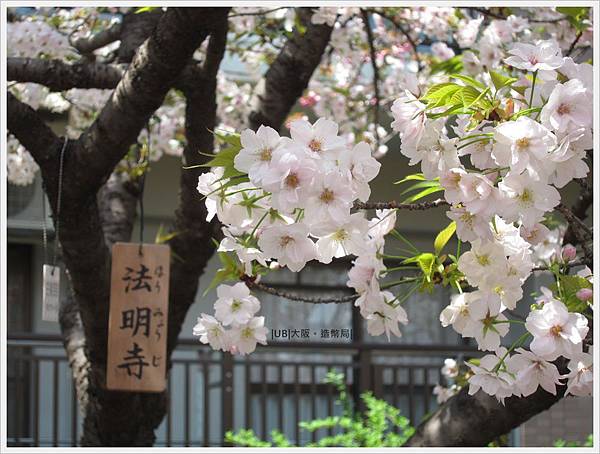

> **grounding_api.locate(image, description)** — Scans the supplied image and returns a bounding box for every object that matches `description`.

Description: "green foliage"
[225,370,414,447]
[430,55,463,75]
[489,70,518,92]
[556,7,590,32]
[553,434,593,447]
[434,221,456,255]
[555,274,593,313]
[188,130,244,179]
[394,173,443,203]
[203,244,243,296]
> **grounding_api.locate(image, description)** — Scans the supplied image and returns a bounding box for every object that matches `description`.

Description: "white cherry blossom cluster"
[193,282,267,355]
[195,118,417,352]
[391,35,593,402]
[6,135,39,186]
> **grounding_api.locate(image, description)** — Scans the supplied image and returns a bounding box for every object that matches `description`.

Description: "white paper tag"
[42,265,60,322]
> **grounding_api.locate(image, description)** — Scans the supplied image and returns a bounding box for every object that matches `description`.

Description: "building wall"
[519,397,593,447]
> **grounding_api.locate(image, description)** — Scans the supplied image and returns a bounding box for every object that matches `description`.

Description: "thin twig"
[532,259,587,272]
[246,280,358,304]
[361,9,381,150]
[469,7,567,24]
[566,31,583,57]
[228,7,287,18]
[354,199,449,211]
[368,8,422,71]
[556,204,593,239]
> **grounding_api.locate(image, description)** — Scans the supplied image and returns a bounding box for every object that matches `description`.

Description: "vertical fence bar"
[408,367,415,423]
[203,361,210,447]
[15,358,22,446]
[310,366,316,443]
[294,365,300,445]
[52,359,59,447]
[184,363,190,447]
[393,367,399,409]
[327,372,333,437]
[222,354,234,444]
[245,363,251,434]
[71,378,77,446]
[261,364,267,439]
[166,373,172,447]
[277,365,284,431]
[33,359,39,447]
[423,367,430,414]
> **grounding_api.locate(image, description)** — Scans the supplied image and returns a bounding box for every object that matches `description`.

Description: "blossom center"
[528,55,539,65]
[550,324,563,337]
[231,300,242,312]
[476,253,490,266]
[309,138,323,153]
[519,188,533,205]
[285,173,300,188]
[333,229,349,241]
[259,147,273,162]
[241,327,254,339]
[319,188,335,204]
[516,137,530,151]
[557,103,571,115]
[279,235,295,247]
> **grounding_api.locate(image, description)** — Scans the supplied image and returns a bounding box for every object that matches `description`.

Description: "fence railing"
[7,333,479,447]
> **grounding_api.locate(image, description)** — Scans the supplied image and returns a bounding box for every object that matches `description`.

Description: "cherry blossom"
[506,348,562,396]
[525,298,589,360]
[504,40,563,72]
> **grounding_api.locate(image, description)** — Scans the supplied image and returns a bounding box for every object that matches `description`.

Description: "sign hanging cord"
[138,124,149,256]
[53,137,69,268]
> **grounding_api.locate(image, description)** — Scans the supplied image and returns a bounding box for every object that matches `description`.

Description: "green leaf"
[450,73,486,90]
[510,107,542,120]
[400,180,441,196]
[417,253,436,282]
[402,186,444,203]
[394,173,426,185]
[559,274,592,313]
[430,55,463,75]
[434,221,456,255]
[557,7,589,32]
[490,71,518,91]
[421,83,463,108]
[135,6,157,14]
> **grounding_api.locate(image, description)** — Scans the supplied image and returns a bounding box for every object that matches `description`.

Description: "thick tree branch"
[248,7,333,130]
[71,21,123,55]
[406,359,569,446]
[8,57,124,91]
[166,11,230,358]
[77,8,228,194]
[6,91,62,166]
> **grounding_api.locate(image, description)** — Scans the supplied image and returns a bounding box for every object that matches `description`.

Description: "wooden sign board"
[107,242,170,392]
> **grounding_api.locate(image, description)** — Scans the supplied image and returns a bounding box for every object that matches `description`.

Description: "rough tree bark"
[8,8,230,445]
[248,7,333,131]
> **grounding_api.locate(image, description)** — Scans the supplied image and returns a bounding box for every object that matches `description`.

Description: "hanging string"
[41,180,49,266]
[138,124,149,256]
[53,137,69,269]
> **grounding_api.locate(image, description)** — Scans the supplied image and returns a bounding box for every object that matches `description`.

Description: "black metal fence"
[7,333,479,447]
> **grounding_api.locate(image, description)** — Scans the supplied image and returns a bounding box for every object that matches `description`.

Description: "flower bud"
[561,244,577,262]
[576,288,593,302]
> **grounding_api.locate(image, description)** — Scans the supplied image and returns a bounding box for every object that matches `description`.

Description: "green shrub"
[225,370,415,447]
